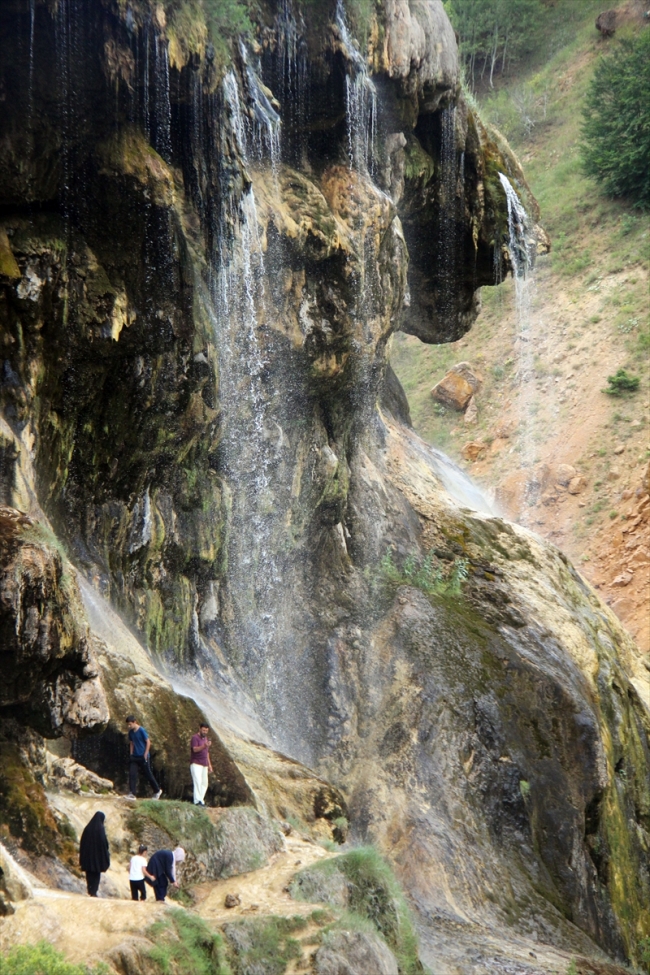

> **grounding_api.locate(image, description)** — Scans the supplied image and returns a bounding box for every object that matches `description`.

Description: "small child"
[128,843,155,901]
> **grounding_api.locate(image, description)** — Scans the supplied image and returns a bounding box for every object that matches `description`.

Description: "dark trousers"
[85,871,100,897]
[153,878,169,902]
[130,879,147,901]
[129,755,160,795]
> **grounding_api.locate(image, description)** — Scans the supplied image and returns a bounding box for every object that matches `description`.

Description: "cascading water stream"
[437,106,459,325]
[153,33,172,161]
[335,0,377,175]
[498,172,540,514]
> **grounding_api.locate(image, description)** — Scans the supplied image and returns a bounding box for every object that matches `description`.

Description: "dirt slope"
[392,3,650,656]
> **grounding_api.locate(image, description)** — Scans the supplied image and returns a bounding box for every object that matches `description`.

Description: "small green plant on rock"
[602,368,640,396]
[366,548,469,600]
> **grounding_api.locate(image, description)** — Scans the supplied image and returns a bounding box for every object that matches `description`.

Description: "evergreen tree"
[581,29,650,209]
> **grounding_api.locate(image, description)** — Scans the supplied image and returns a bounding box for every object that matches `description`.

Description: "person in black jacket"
[79,811,110,897]
[146,847,185,902]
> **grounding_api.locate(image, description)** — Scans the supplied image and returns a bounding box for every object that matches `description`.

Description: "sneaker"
[152,790,163,800]
[125,793,136,800]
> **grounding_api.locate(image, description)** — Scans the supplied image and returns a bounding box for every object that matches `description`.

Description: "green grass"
[291,847,423,974]
[0,943,108,975]
[148,909,231,975]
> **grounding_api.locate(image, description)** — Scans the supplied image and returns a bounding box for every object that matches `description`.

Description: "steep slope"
[392,1,650,652]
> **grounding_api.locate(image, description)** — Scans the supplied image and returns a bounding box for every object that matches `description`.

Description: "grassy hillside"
[391,1,650,651]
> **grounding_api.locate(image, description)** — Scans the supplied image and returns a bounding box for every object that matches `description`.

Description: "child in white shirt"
[128,843,155,901]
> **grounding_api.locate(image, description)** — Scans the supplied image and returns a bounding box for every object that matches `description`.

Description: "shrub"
[0,943,107,975]
[602,368,640,396]
[581,30,650,208]
[147,909,231,975]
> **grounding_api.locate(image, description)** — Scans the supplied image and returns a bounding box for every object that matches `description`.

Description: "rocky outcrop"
[315,930,399,975]
[0,507,108,738]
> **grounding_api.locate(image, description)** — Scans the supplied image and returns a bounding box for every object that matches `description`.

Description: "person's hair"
[125,715,136,723]
[199,723,209,729]
[138,844,148,854]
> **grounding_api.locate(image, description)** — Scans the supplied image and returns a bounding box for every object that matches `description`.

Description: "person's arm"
[192,737,207,753]
[129,735,133,756]
[143,866,156,881]
[144,731,151,760]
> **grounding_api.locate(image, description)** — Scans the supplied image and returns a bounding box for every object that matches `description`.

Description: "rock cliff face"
[0,0,647,971]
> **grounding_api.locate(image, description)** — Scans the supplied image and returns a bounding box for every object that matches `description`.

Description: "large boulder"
[0,507,108,738]
[315,930,399,975]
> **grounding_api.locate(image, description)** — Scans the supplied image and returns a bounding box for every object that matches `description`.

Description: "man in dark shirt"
[190,723,213,806]
[126,715,162,800]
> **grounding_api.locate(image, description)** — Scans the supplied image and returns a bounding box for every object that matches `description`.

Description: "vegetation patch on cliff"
[148,908,232,975]
[290,846,423,974]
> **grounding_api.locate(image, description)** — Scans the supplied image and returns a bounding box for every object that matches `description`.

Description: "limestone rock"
[45,754,114,795]
[432,371,474,411]
[614,444,625,455]
[461,441,486,461]
[464,396,478,425]
[0,230,20,279]
[0,843,33,905]
[568,476,587,495]
[432,363,482,412]
[0,507,109,737]
[315,930,399,975]
[556,464,578,487]
[612,571,633,587]
[225,892,241,908]
[381,0,458,98]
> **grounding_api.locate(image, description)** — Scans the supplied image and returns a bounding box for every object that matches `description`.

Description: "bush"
[602,368,641,396]
[0,943,107,975]
[147,909,231,975]
[581,30,650,208]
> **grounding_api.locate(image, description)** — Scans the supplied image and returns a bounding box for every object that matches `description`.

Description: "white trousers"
[190,763,209,804]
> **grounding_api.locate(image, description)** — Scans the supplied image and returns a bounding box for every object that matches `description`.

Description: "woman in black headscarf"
[79,811,110,897]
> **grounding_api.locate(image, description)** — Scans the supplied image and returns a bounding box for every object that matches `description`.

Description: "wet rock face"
[0,507,108,737]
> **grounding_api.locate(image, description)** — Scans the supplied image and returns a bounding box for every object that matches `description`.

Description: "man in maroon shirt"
[190,723,213,806]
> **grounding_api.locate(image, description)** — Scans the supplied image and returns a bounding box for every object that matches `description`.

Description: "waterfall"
[437,106,458,325]
[275,0,307,163]
[241,46,282,174]
[153,34,172,161]
[335,0,377,174]
[209,70,289,738]
[498,172,539,512]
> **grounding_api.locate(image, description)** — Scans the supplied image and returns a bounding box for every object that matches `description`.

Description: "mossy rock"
[127,802,282,883]
[290,847,423,974]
